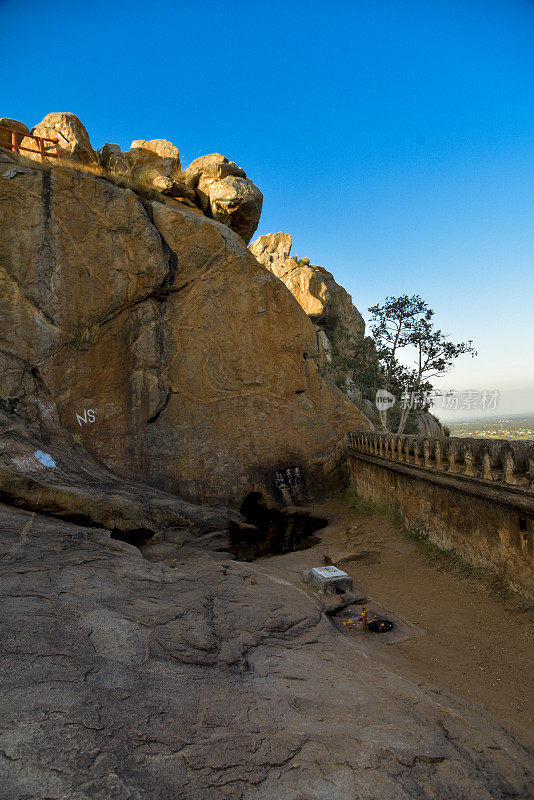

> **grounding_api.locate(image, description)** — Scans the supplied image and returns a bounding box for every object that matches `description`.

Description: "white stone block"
[303,566,353,593]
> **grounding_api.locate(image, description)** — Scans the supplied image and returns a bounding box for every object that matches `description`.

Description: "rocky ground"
[1,497,532,800]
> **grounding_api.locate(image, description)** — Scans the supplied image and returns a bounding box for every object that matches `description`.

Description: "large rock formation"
[412,408,446,437]
[3,109,263,244]
[0,148,370,509]
[250,232,379,410]
[250,232,365,341]
[249,234,447,435]
[23,111,96,163]
[184,153,263,244]
[1,135,532,800]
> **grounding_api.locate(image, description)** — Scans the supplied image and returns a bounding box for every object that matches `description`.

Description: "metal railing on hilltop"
[0,124,62,162]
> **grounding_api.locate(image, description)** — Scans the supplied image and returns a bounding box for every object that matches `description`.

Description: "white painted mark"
[10,451,56,470]
[76,408,96,427]
[34,451,56,468]
[312,566,349,579]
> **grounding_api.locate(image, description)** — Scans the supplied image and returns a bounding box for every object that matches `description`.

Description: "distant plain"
[446,413,534,440]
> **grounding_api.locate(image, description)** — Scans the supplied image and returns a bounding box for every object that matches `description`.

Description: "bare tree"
[396,318,476,434]
[368,295,432,429]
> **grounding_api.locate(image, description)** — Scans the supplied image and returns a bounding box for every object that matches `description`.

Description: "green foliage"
[317,324,381,399]
[159,279,175,295]
[369,294,432,388]
[368,294,476,433]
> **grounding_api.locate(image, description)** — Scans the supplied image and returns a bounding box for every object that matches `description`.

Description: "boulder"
[130,138,181,163]
[184,152,246,189]
[0,118,29,149]
[25,112,95,163]
[411,409,445,437]
[99,142,130,174]
[127,138,181,177]
[208,175,263,244]
[184,153,262,244]
[0,163,371,508]
[126,137,189,197]
[150,173,196,201]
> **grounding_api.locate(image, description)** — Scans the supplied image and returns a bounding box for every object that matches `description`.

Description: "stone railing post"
[482,449,493,481]
[423,439,431,467]
[502,445,517,486]
[435,439,443,471]
[463,443,475,477]
[448,440,458,474]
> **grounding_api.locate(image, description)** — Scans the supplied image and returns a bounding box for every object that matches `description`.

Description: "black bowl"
[368,618,393,633]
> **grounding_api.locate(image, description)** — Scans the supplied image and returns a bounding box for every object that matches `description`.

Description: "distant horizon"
[438,410,534,424]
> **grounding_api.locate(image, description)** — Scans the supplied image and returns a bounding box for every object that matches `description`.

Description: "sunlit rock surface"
[0,150,370,507]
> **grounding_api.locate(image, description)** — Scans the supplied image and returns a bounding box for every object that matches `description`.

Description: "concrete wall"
[347,432,534,599]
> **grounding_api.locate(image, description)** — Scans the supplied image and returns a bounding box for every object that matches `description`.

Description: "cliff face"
[250,232,379,407]
[250,232,365,343]
[0,150,371,508]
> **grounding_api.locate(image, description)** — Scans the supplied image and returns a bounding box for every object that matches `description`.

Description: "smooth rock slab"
[0,503,532,799]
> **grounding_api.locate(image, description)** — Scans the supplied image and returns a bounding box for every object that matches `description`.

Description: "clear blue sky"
[2,0,533,418]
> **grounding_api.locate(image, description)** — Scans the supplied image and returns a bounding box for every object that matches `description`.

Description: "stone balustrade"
[347,432,534,494]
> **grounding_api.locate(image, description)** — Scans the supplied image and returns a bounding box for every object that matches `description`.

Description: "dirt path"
[264,497,534,745]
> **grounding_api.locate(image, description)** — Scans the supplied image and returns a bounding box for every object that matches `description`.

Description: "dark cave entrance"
[110,528,155,547]
[229,492,328,561]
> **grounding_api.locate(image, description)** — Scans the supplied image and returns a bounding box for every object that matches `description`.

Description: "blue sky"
[2,0,533,418]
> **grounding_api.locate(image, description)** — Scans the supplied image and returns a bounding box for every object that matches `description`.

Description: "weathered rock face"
[0,118,29,148]
[128,137,181,176]
[184,153,263,244]
[250,232,377,425]
[0,150,371,508]
[0,406,247,541]
[412,409,445,437]
[250,232,365,340]
[24,111,96,162]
